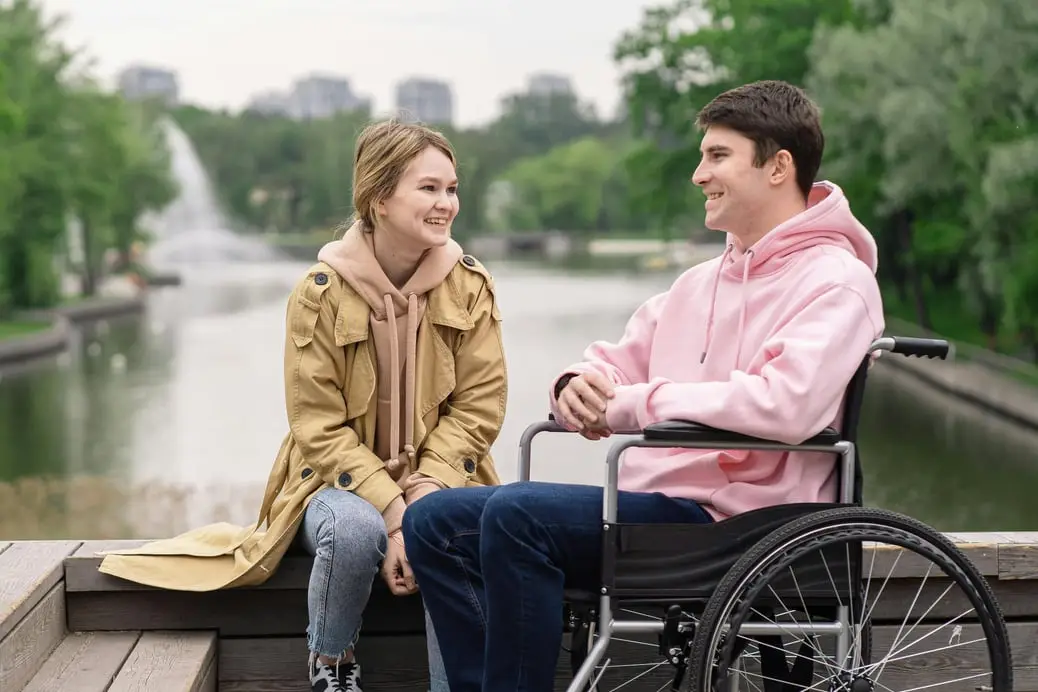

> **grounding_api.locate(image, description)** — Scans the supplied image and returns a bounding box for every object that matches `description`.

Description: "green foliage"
[613,0,1038,360]
[491,136,638,234]
[0,0,177,315]
[612,0,857,229]
[170,91,622,239]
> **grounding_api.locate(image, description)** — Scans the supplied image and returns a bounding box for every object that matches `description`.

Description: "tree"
[492,136,637,234]
[613,0,857,230]
[170,87,613,238]
[808,0,1038,352]
[0,0,77,313]
[0,0,178,313]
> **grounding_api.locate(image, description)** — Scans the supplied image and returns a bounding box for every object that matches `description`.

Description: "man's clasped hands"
[555,371,616,440]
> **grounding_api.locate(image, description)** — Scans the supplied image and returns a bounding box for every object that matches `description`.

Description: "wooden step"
[0,540,82,691]
[22,631,140,691]
[108,631,216,692]
[64,540,426,636]
[25,629,218,692]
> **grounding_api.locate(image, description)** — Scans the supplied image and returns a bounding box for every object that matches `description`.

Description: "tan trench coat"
[99,255,506,591]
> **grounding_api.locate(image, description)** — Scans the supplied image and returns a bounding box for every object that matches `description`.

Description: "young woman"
[99,119,508,692]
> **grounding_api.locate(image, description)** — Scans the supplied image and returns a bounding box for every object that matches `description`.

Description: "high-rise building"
[117,64,179,106]
[286,74,371,120]
[527,72,573,96]
[245,91,291,117]
[394,78,454,126]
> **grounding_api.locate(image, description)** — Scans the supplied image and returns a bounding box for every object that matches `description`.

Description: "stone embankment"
[0,292,147,368]
[881,318,1038,431]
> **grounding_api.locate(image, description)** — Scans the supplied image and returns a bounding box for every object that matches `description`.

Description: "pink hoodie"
[549,181,884,521]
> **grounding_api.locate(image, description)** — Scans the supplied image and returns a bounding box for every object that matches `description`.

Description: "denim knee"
[481,482,535,529]
[310,494,387,565]
[402,489,451,549]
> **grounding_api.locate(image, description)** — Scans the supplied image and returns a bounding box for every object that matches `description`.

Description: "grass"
[0,319,50,340]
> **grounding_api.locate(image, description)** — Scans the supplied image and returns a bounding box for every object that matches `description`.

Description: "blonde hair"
[349,119,457,232]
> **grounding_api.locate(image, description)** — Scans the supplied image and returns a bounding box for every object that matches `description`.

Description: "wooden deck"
[2,533,1038,691]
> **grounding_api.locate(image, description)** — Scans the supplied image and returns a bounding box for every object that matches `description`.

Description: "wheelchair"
[518,336,1012,692]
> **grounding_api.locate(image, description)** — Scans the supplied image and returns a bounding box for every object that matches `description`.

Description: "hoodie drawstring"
[701,244,732,363]
[700,244,753,369]
[383,293,419,475]
[734,250,752,365]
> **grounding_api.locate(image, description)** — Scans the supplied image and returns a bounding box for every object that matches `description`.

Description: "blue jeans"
[402,481,715,692]
[300,486,449,692]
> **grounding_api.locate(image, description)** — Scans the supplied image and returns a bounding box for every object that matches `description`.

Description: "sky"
[38,0,659,127]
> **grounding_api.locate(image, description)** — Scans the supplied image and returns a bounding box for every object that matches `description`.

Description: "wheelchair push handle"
[889,336,951,360]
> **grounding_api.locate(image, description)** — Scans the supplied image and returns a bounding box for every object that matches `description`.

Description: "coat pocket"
[291,301,321,348]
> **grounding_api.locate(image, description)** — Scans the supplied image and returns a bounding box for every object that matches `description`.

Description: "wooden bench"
[2,533,1038,691]
[61,539,431,691]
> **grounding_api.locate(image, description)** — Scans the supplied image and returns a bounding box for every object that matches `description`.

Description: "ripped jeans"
[299,486,449,691]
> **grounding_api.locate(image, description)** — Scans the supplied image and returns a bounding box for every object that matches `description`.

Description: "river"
[1,256,1037,539]
[3,115,1035,539]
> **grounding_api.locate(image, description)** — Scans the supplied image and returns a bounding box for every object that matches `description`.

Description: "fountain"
[141,118,283,267]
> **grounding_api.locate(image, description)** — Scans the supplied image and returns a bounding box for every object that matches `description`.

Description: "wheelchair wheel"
[687,506,1012,692]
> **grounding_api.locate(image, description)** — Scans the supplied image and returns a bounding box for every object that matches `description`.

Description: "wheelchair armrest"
[642,420,842,446]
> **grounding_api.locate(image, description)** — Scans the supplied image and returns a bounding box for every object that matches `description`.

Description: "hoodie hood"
[723,180,878,276]
[701,180,879,363]
[317,222,462,478]
[317,221,464,318]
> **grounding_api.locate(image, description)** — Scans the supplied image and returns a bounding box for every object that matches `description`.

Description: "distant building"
[395,78,454,126]
[117,65,179,105]
[286,74,370,120]
[245,90,291,117]
[527,72,573,96]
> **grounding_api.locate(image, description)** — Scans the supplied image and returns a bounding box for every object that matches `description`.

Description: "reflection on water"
[858,365,1038,530]
[0,259,1035,538]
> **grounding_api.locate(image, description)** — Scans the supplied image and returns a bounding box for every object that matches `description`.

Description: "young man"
[403,80,885,692]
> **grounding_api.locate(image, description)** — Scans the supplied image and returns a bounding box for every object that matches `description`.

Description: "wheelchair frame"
[517,335,952,692]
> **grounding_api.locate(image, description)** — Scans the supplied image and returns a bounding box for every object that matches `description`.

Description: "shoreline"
[0,293,147,369]
[878,346,1038,432]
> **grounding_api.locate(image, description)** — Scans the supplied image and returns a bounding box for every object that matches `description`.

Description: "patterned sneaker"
[309,654,362,692]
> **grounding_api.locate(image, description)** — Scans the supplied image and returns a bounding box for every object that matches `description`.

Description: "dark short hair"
[696,80,823,199]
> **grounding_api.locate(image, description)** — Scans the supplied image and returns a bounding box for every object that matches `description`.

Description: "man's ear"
[770,149,795,186]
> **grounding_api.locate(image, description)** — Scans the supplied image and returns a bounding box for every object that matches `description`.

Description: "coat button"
[463,459,476,473]
[462,255,476,267]
[301,468,313,479]
[338,471,352,487]
[314,272,328,285]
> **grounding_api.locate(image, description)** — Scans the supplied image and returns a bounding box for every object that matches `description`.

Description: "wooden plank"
[866,539,998,578]
[1000,543,1038,580]
[872,621,1038,690]
[869,577,1038,623]
[22,631,141,692]
[108,631,216,692]
[220,635,429,688]
[67,534,1038,594]
[0,583,66,691]
[218,635,579,691]
[993,531,1038,544]
[65,540,313,593]
[66,584,426,636]
[0,540,81,640]
[220,682,309,691]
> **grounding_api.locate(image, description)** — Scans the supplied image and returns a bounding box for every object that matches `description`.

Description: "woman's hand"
[381,530,418,596]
